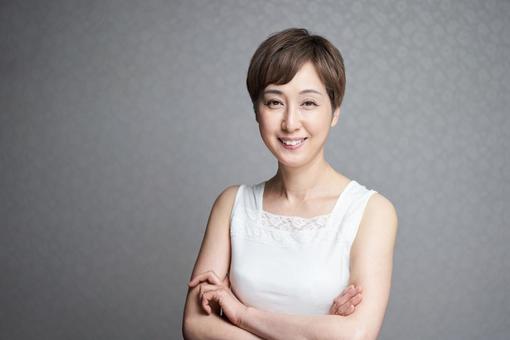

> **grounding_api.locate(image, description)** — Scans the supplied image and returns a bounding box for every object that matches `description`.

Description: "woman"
[182,28,398,339]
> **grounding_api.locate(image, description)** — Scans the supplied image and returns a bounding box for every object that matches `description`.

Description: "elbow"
[182,316,197,340]
[182,317,190,339]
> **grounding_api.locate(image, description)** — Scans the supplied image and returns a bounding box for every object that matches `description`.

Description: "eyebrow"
[263,89,323,96]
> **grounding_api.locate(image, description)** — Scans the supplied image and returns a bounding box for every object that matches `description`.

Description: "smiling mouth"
[278,137,308,149]
[279,137,307,145]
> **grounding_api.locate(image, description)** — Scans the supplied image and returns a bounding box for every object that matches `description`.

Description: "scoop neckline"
[258,179,355,223]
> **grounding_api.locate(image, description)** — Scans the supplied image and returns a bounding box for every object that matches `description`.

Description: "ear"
[330,106,341,127]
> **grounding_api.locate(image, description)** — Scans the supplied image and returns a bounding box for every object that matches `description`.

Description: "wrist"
[237,305,252,329]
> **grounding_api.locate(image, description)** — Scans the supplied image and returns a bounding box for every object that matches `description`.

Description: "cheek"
[258,116,279,133]
[258,122,277,145]
[305,120,329,136]
[258,121,272,137]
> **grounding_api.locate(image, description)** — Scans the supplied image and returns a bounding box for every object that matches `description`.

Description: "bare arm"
[239,308,362,340]
[183,283,263,339]
[182,185,264,339]
[234,193,399,340]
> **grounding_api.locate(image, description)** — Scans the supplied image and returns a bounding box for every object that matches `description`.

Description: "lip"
[278,137,307,150]
[279,137,307,141]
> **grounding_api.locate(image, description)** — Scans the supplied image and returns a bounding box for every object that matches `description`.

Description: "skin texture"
[256,62,340,172]
[182,61,398,340]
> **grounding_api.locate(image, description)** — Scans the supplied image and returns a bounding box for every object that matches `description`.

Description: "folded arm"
[240,307,363,340]
[182,185,264,339]
[236,193,399,340]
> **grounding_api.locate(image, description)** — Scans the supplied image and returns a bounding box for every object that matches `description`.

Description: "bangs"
[246,28,345,113]
[263,45,312,90]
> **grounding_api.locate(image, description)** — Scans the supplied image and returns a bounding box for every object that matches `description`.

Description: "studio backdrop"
[1,1,509,339]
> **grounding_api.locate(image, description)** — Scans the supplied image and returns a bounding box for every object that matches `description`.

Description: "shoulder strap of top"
[230,183,260,223]
[337,181,378,246]
[231,180,377,243]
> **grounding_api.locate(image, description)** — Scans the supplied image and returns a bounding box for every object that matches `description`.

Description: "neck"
[270,153,334,203]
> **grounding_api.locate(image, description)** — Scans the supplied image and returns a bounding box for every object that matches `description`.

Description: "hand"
[188,271,247,327]
[188,270,231,289]
[328,284,363,316]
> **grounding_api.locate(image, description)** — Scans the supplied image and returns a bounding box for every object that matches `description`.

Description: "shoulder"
[355,191,399,250]
[210,184,242,217]
[217,184,241,199]
[216,184,241,205]
[365,192,398,226]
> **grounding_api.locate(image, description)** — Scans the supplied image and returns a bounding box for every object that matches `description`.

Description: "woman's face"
[256,61,340,168]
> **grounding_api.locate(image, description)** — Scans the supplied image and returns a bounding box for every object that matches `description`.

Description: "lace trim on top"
[260,210,331,231]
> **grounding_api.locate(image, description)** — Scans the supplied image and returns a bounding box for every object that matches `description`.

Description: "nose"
[281,103,301,132]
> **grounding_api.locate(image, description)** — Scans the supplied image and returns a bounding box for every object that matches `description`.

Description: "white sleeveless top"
[229,179,377,315]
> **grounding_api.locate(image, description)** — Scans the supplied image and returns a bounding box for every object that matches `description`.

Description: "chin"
[273,151,309,167]
[277,160,306,168]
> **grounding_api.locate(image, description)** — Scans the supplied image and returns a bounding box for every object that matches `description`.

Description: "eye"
[302,100,318,107]
[265,100,283,108]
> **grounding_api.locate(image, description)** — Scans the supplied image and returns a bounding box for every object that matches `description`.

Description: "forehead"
[264,61,326,94]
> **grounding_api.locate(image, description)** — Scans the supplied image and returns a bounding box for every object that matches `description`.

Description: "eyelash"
[265,100,318,108]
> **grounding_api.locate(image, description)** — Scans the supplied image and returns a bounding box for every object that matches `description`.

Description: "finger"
[341,284,355,296]
[201,293,212,314]
[345,285,358,296]
[338,300,358,316]
[199,283,217,290]
[328,302,336,314]
[329,284,360,314]
[198,283,219,301]
[333,305,344,316]
[330,295,344,312]
[348,284,362,292]
[330,298,346,315]
[202,290,221,315]
[188,271,222,287]
[198,270,221,283]
[335,286,357,306]
[188,271,220,286]
[203,290,217,314]
[350,293,363,306]
[337,303,355,316]
[336,303,349,316]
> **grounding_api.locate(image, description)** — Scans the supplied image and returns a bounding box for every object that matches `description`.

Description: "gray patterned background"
[1,1,509,339]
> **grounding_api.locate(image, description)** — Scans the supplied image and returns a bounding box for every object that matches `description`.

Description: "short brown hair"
[246,27,346,114]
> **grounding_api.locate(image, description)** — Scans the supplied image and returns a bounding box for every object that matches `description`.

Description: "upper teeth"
[281,139,304,145]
